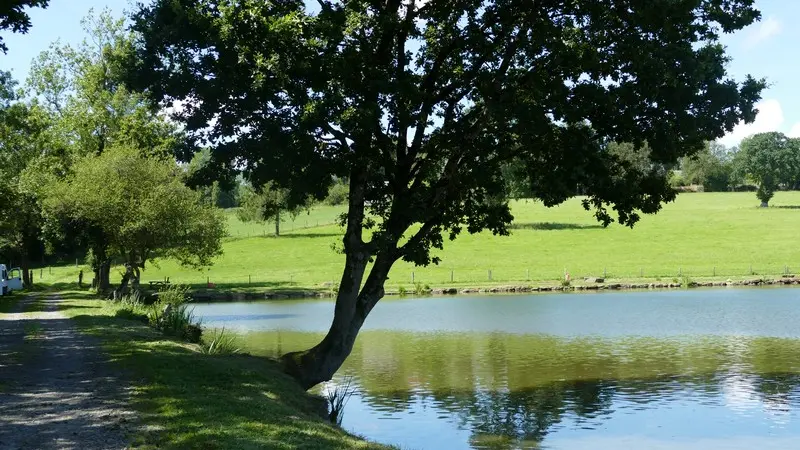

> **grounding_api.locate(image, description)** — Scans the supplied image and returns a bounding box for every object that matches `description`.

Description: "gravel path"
[0,294,135,450]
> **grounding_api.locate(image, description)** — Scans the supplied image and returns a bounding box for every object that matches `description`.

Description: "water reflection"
[192,290,800,449]
[234,330,800,449]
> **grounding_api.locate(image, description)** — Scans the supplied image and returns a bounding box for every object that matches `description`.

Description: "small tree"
[236,183,309,236]
[735,132,800,207]
[42,146,226,295]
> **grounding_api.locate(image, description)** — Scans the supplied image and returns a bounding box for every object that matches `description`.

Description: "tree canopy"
[41,146,226,294]
[734,132,800,206]
[130,0,765,388]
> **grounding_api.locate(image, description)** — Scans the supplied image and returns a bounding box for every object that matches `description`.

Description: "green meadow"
[37,192,800,291]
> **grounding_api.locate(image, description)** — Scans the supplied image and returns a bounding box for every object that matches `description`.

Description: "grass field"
[33,192,800,292]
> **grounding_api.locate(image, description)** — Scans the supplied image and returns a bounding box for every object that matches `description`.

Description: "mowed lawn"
[38,192,800,290]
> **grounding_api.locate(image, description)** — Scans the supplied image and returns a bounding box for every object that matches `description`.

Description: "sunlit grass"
[37,192,800,291]
[56,290,391,450]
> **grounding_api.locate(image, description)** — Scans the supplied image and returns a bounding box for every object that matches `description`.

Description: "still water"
[193,288,800,449]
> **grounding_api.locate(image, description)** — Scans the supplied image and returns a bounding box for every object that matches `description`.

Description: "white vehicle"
[0,264,23,296]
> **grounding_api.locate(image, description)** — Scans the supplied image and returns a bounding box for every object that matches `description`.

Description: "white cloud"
[787,122,800,138]
[745,16,782,49]
[718,99,784,147]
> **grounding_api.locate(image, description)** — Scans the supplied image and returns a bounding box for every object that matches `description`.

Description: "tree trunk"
[280,168,394,389]
[760,201,769,207]
[114,264,134,299]
[21,254,30,288]
[97,260,111,293]
[132,265,141,291]
[275,209,280,236]
[281,253,392,389]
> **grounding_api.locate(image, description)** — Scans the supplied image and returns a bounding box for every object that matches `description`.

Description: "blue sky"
[0,0,796,147]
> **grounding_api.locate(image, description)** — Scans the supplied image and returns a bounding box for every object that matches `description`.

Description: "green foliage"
[200,327,241,355]
[735,132,800,206]
[668,172,687,189]
[27,9,182,159]
[681,142,736,192]
[130,0,764,269]
[397,286,407,297]
[157,284,191,306]
[236,182,311,235]
[324,178,349,206]
[413,282,429,296]
[41,146,226,282]
[0,1,50,53]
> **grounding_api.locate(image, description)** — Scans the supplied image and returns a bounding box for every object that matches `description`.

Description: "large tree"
[26,9,189,290]
[734,132,800,207]
[0,71,51,286]
[0,0,49,53]
[130,0,764,388]
[41,145,226,296]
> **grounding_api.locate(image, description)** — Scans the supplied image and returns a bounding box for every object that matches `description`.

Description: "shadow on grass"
[69,313,385,449]
[510,222,604,231]
[773,205,800,210]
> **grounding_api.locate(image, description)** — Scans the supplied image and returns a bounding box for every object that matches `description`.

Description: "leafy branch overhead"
[131,0,764,267]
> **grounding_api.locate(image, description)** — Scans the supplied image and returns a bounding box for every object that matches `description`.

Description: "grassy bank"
[55,290,389,450]
[33,192,800,293]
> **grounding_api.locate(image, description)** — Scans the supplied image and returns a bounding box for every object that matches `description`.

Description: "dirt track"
[0,294,135,449]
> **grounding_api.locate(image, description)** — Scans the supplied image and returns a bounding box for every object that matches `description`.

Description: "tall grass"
[324,376,356,426]
[200,327,241,355]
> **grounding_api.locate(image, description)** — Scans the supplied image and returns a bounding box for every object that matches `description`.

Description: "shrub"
[201,327,241,355]
[413,282,429,295]
[158,284,191,305]
[668,171,686,188]
[398,285,407,296]
[324,179,349,206]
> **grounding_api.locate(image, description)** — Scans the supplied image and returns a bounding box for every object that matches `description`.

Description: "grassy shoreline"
[179,273,800,302]
[54,290,390,450]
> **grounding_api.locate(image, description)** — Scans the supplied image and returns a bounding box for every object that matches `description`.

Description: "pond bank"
[50,290,391,450]
[187,275,800,302]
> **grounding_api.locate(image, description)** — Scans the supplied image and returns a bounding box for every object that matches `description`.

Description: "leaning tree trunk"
[275,209,281,236]
[281,252,393,389]
[114,264,134,299]
[280,168,390,389]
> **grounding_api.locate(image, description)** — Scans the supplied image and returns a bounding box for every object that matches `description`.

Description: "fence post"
[713,266,716,277]
[603,267,607,278]
[678,267,682,277]
[450,269,454,283]
[40,268,43,279]
[412,272,415,283]
[640,268,643,278]
[526,269,530,281]
[488,270,492,281]
[750,264,753,275]
[249,275,251,285]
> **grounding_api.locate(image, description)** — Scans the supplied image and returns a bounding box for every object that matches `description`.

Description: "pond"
[192,288,800,450]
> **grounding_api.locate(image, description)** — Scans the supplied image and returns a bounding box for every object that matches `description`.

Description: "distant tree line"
[503,133,800,208]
